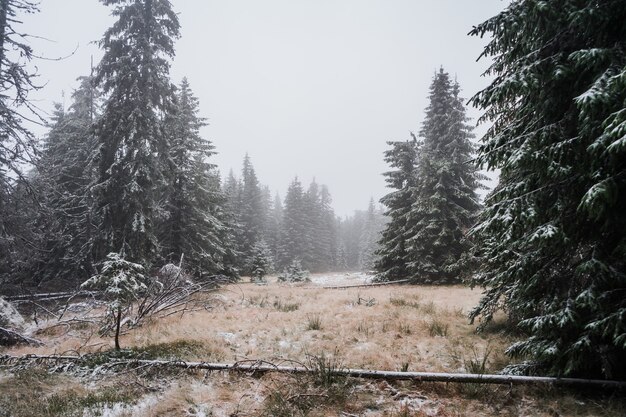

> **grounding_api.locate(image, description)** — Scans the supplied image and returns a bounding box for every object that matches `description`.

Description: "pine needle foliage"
[81,252,147,350]
[406,69,482,283]
[93,0,180,266]
[158,78,236,279]
[469,0,626,379]
[374,138,419,281]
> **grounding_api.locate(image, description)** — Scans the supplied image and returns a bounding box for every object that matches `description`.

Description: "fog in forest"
[25,0,503,216]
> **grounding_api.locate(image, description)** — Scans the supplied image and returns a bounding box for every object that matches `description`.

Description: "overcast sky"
[24,0,507,217]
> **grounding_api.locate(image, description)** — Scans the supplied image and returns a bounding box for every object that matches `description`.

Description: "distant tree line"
[221,156,385,275]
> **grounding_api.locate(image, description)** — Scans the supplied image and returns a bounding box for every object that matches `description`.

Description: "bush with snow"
[277,259,310,283]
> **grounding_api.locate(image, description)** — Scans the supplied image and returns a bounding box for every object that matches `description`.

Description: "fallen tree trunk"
[303,279,411,290]
[1,354,624,389]
[0,328,44,347]
[5,291,100,303]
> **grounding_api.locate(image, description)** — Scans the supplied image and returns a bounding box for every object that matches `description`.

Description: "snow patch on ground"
[0,297,25,329]
[83,394,159,417]
[308,272,373,286]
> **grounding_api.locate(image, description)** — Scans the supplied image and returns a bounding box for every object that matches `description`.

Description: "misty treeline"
[1,0,626,381]
[219,156,386,276]
[0,0,383,292]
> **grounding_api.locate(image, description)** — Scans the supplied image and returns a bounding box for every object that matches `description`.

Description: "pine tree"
[33,76,100,284]
[468,0,626,379]
[222,169,245,270]
[265,192,283,261]
[358,198,384,271]
[0,0,40,283]
[319,185,338,271]
[249,240,274,283]
[93,0,180,266]
[81,252,146,350]
[405,69,482,283]
[374,138,419,280]
[302,180,323,271]
[278,177,307,268]
[158,78,235,278]
[239,154,265,271]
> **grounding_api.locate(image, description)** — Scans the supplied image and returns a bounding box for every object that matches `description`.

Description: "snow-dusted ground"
[308,271,374,286]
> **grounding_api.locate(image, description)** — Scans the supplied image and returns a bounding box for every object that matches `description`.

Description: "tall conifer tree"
[34,76,100,284]
[469,0,626,379]
[93,0,180,265]
[278,177,307,268]
[0,0,40,283]
[158,78,234,278]
[406,69,482,283]
[374,138,418,280]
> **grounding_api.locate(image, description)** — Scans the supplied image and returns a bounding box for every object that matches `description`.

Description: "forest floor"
[1,273,625,416]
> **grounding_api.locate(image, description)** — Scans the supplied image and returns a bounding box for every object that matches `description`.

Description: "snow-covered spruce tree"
[277,258,310,283]
[302,180,324,271]
[92,0,179,266]
[32,76,100,285]
[81,252,146,350]
[358,198,385,271]
[249,240,274,283]
[319,185,339,271]
[374,137,419,281]
[222,169,245,270]
[265,192,283,262]
[277,177,307,268]
[158,78,235,279]
[405,69,482,284]
[468,0,626,379]
[0,0,40,284]
[238,154,265,272]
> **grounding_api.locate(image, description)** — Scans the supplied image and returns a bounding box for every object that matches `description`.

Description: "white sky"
[23,0,507,216]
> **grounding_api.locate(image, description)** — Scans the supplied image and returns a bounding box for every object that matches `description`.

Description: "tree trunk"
[114,305,122,350]
[2,354,626,390]
[0,0,7,75]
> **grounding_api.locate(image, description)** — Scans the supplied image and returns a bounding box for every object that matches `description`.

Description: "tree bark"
[0,0,7,75]
[114,305,122,350]
[2,354,625,390]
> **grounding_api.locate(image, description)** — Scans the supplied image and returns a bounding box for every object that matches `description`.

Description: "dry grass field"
[1,274,625,416]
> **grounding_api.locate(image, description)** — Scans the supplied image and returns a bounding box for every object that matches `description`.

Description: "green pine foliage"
[249,240,274,283]
[374,138,419,281]
[0,0,41,285]
[406,70,482,284]
[93,0,180,266]
[278,178,308,268]
[468,0,626,379]
[81,252,147,350]
[239,154,266,271]
[277,258,310,283]
[158,78,237,280]
[31,76,100,285]
[375,71,481,283]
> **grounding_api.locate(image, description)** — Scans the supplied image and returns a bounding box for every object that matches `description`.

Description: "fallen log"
[5,291,100,303]
[1,354,624,390]
[306,279,411,290]
[0,328,44,347]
